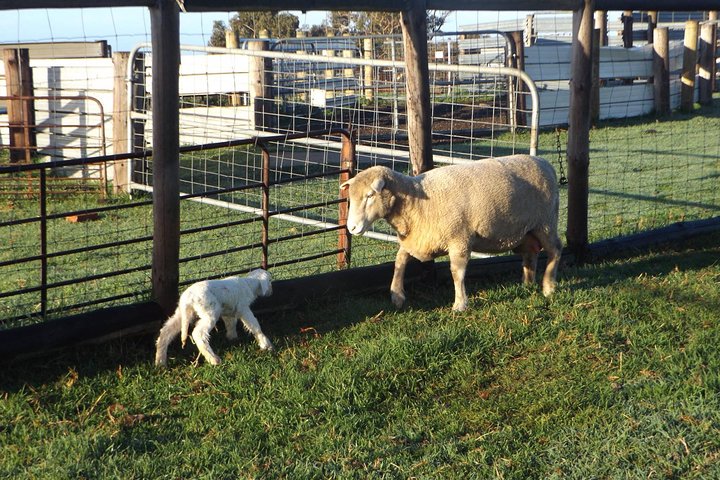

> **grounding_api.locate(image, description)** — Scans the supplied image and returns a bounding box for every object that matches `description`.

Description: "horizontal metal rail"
[1,128,356,325]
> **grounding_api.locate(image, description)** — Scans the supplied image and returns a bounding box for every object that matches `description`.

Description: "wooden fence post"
[249,37,272,130]
[112,51,130,194]
[149,0,181,315]
[594,10,608,46]
[591,28,601,124]
[3,48,36,163]
[681,20,699,113]
[400,0,434,176]
[621,10,634,49]
[653,27,670,115]
[363,38,374,101]
[566,0,594,262]
[699,21,717,104]
[509,31,526,127]
[710,11,718,93]
[647,11,657,44]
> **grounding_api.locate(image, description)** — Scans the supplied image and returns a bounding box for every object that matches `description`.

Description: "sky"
[0,7,533,53]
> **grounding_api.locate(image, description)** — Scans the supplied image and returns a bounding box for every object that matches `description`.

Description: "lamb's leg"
[191,309,222,365]
[448,247,470,311]
[390,247,412,308]
[222,315,239,340]
[534,230,563,297]
[154,311,181,367]
[238,306,274,351]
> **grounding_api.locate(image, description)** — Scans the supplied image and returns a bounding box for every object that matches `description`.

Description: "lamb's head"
[340,166,396,236]
[247,268,273,297]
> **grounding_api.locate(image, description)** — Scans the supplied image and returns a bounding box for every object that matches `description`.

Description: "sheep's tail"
[179,301,194,348]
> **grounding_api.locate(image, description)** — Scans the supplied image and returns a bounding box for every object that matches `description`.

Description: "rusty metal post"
[260,142,270,270]
[338,131,356,269]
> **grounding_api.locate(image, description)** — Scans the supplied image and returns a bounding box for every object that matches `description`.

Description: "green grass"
[1,235,719,478]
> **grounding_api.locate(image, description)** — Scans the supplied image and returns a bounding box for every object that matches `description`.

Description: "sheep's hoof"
[391,291,406,308]
[206,355,222,366]
[452,301,468,312]
[542,283,556,297]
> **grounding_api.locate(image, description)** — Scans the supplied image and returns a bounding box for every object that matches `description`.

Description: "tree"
[208,11,300,46]
[208,20,228,47]
[232,11,299,38]
[327,10,450,36]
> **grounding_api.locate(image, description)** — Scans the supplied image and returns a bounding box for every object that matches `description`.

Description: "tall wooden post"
[594,10,608,46]
[3,48,36,163]
[647,11,657,44]
[510,31,527,127]
[621,10,634,49]
[710,12,718,93]
[400,0,433,175]
[248,38,272,130]
[225,28,241,107]
[112,51,130,194]
[591,29,601,124]
[566,0,594,262]
[149,0,181,315]
[653,27,670,115]
[699,21,717,104]
[681,20,699,113]
[363,38,374,101]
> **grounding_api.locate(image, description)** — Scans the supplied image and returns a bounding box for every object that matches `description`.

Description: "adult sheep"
[340,154,562,311]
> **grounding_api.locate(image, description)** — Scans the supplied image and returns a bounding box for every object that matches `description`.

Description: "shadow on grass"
[1,238,718,394]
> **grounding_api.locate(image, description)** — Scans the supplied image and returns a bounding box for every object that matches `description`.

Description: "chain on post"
[555,127,568,186]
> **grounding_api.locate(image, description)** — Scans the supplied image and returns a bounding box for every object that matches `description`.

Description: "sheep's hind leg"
[154,312,181,367]
[533,230,563,297]
[191,313,222,365]
[390,247,412,308]
[513,233,541,287]
[449,247,470,312]
[238,306,274,351]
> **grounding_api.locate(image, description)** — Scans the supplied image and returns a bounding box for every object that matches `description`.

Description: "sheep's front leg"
[222,315,239,340]
[390,247,412,308]
[449,247,470,311]
[238,306,274,351]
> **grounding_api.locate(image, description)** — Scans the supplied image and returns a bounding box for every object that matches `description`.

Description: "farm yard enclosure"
[1,2,720,355]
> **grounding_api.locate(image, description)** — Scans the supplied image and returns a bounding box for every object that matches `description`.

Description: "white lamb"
[340,155,562,311]
[154,269,274,367]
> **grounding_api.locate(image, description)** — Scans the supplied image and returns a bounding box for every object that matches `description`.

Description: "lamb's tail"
[179,301,195,348]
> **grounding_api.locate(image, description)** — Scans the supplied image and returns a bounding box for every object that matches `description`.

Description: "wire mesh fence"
[1,7,719,330]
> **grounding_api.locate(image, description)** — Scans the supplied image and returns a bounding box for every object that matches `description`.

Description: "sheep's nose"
[347,222,362,235]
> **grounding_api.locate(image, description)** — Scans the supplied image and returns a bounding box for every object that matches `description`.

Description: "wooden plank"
[0,41,109,59]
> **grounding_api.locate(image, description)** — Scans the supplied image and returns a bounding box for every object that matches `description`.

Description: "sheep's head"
[340,166,396,236]
[248,268,273,297]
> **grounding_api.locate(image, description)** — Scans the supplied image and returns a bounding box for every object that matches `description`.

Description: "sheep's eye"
[366,191,375,199]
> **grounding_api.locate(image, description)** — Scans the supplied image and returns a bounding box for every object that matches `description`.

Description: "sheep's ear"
[340,178,354,191]
[370,178,385,194]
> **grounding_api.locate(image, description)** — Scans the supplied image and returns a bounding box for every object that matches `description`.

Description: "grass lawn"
[1,234,719,478]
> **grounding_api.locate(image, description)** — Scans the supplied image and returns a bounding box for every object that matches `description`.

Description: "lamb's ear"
[340,178,354,191]
[370,177,385,194]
